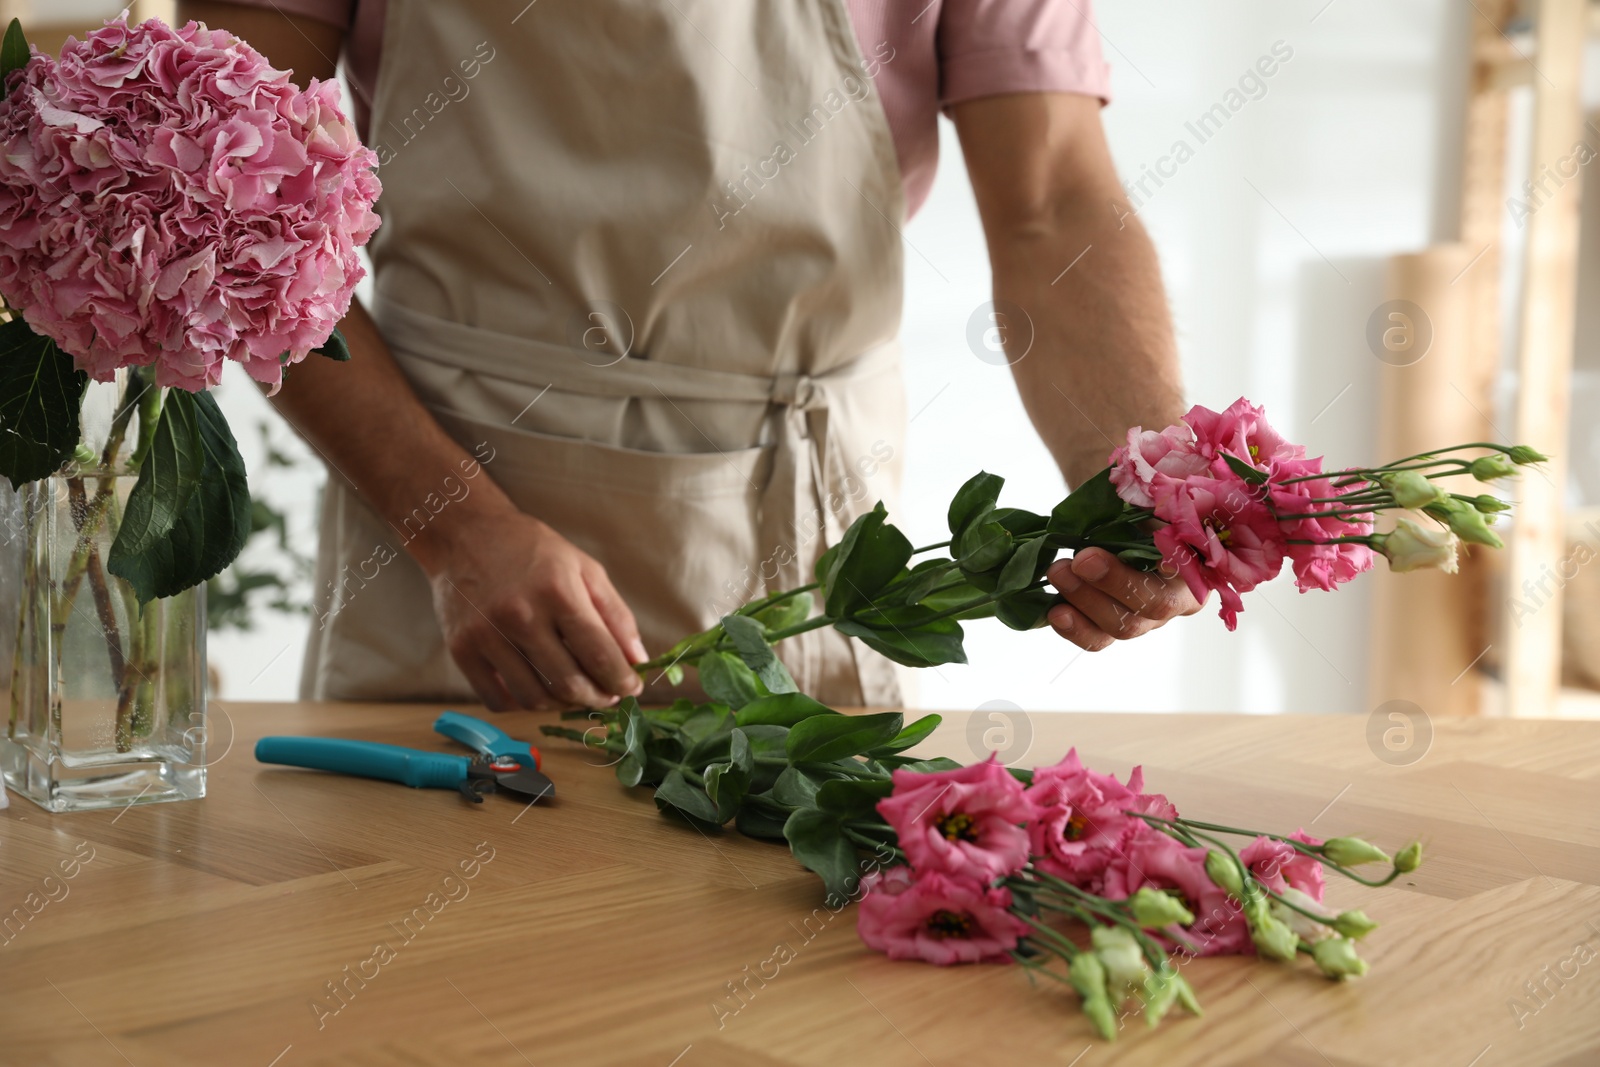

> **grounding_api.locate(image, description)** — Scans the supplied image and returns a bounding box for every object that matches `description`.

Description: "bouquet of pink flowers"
[0,14,379,595]
[552,398,1535,1040]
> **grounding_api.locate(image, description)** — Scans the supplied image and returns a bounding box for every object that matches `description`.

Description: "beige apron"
[301,0,908,707]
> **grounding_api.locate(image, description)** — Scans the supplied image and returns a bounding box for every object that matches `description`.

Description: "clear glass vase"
[0,403,207,812]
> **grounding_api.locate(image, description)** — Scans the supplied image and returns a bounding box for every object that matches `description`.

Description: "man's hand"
[1044,547,1201,652]
[428,508,646,712]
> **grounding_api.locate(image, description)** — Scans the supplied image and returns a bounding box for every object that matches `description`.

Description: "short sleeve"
[936,0,1113,109]
[220,0,358,31]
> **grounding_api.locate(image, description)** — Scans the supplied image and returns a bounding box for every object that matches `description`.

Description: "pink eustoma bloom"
[876,755,1035,883]
[856,868,1029,965]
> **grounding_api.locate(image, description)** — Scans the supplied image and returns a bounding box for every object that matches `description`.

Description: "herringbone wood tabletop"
[1,703,1597,1067]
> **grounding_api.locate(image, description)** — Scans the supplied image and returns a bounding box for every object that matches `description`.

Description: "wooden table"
[1,704,1597,1067]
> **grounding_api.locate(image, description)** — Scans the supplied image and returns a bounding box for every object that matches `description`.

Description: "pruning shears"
[255,711,555,805]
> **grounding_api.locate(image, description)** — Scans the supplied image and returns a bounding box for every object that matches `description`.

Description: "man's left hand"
[1045,547,1202,651]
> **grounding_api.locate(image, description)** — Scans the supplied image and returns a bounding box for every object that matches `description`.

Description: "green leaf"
[1222,451,1270,485]
[0,318,88,487]
[654,769,722,826]
[955,519,1013,573]
[786,710,904,763]
[990,507,1047,537]
[771,765,824,807]
[313,327,351,361]
[947,471,1004,538]
[995,536,1056,596]
[783,808,860,899]
[735,804,791,840]
[114,390,202,558]
[894,757,964,774]
[1047,467,1124,543]
[697,650,761,710]
[107,391,250,602]
[721,613,797,694]
[996,587,1059,631]
[735,692,839,728]
[815,777,894,819]
[751,591,812,633]
[0,19,28,84]
[617,700,650,788]
[865,713,943,756]
[834,617,968,668]
[704,754,750,821]
[823,502,913,617]
[887,559,959,606]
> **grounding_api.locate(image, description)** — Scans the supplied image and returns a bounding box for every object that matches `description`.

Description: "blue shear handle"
[256,737,470,791]
[434,711,537,769]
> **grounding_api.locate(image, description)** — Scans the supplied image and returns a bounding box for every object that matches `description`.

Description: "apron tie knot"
[771,371,822,410]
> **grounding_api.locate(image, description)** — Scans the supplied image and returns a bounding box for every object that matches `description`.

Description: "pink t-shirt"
[236,0,1110,218]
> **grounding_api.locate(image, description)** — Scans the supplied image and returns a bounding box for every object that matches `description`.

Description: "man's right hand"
[425,507,647,712]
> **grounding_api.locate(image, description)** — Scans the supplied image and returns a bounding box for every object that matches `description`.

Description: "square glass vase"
[0,471,207,812]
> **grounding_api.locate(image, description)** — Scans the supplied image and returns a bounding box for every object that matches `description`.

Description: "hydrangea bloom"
[0,17,380,391]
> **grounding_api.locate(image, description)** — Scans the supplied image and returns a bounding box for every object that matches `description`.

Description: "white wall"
[211,1,1470,713]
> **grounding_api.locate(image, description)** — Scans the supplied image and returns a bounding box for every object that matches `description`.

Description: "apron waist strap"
[373,296,898,409]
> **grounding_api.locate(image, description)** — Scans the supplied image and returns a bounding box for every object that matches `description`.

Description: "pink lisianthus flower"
[0,17,381,392]
[1108,424,1210,509]
[1152,474,1287,630]
[1240,830,1326,902]
[856,868,1028,965]
[1023,748,1178,892]
[876,756,1036,882]
[1101,831,1251,957]
[1185,397,1307,477]
[1269,470,1375,593]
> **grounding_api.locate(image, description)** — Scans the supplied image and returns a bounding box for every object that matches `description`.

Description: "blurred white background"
[189,1,1598,714]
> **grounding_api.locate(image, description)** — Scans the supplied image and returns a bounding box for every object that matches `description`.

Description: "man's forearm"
[271,299,517,574]
[994,208,1184,487]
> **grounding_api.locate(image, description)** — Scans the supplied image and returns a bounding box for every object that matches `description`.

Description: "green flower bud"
[1091,925,1148,1001]
[1469,454,1517,481]
[1083,994,1119,1042]
[71,442,97,466]
[1128,886,1195,929]
[1203,850,1245,899]
[1426,498,1504,548]
[1394,841,1423,873]
[1331,909,1379,940]
[1320,837,1391,867]
[1311,936,1369,979]
[1270,887,1334,943]
[1249,912,1300,962]
[1068,953,1118,1041]
[1378,470,1445,509]
[1141,966,1203,1027]
[1508,445,1548,465]
[1473,494,1512,513]
[1375,519,1460,574]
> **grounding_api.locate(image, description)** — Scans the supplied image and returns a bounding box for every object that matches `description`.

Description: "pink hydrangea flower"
[1240,830,1326,902]
[0,17,380,392]
[1108,424,1210,509]
[1101,832,1252,957]
[876,756,1036,883]
[856,868,1029,965]
[1269,470,1375,594]
[1023,748,1177,892]
[1152,474,1288,630]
